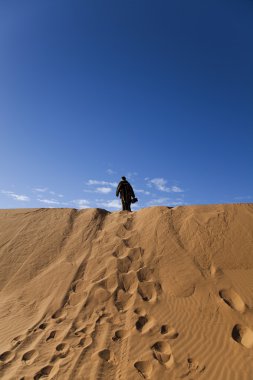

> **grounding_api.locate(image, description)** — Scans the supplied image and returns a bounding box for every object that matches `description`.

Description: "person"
[116,176,135,211]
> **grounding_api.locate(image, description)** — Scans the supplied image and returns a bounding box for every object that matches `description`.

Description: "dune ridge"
[0,204,253,379]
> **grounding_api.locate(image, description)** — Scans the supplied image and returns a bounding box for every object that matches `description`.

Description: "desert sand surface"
[0,204,253,380]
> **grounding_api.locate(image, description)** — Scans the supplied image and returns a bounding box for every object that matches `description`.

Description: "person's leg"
[122,199,127,211]
[126,202,131,212]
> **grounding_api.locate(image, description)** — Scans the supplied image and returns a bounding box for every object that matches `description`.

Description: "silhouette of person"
[116,176,135,211]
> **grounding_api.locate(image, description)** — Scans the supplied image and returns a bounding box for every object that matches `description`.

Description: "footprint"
[112,329,128,341]
[22,350,38,365]
[0,351,15,364]
[55,343,69,358]
[52,309,67,321]
[114,289,133,311]
[127,247,143,262]
[136,315,155,333]
[232,324,253,348]
[34,365,53,379]
[68,292,82,307]
[74,327,87,336]
[46,331,56,341]
[134,307,146,316]
[187,357,206,373]
[219,289,245,313]
[160,325,179,339]
[11,335,26,348]
[118,271,138,293]
[77,335,92,348]
[151,341,174,368]
[138,282,156,302]
[99,273,118,293]
[56,343,69,352]
[38,323,48,330]
[134,361,153,379]
[98,349,116,364]
[137,267,153,282]
[210,264,223,278]
[71,279,85,293]
[117,257,132,273]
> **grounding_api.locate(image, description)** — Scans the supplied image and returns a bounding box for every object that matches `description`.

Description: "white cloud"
[234,196,252,201]
[72,199,90,209]
[135,189,151,195]
[169,201,184,206]
[107,169,117,175]
[49,191,64,197]
[126,172,138,179]
[96,199,122,209]
[87,179,117,188]
[149,178,169,191]
[146,198,184,206]
[38,198,60,205]
[33,188,64,198]
[148,178,184,193]
[1,190,30,202]
[96,187,112,194]
[147,197,169,206]
[170,186,183,193]
[33,187,48,192]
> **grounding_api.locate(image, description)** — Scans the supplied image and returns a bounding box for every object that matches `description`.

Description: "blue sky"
[1,0,252,210]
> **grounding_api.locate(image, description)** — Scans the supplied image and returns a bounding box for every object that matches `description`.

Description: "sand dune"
[0,204,253,379]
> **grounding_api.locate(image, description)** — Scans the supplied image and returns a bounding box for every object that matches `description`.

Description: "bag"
[131,197,138,204]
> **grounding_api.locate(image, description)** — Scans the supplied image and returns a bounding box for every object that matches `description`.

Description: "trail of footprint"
[134,361,153,379]
[219,289,246,313]
[151,341,174,368]
[232,324,253,348]
[22,349,38,365]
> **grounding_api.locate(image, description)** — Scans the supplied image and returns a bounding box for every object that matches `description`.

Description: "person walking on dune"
[116,176,136,211]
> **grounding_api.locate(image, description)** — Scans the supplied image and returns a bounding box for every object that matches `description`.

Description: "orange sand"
[0,204,253,379]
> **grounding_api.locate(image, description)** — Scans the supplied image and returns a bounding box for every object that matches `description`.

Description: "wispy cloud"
[106,169,117,175]
[37,198,60,205]
[146,197,184,206]
[234,196,252,201]
[95,199,122,209]
[33,188,64,197]
[49,191,64,198]
[135,189,151,195]
[147,178,183,193]
[1,190,30,202]
[126,171,138,179]
[72,199,90,209]
[146,197,169,206]
[87,179,117,187]
[33,187,48,193]
[96,187,112,194]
